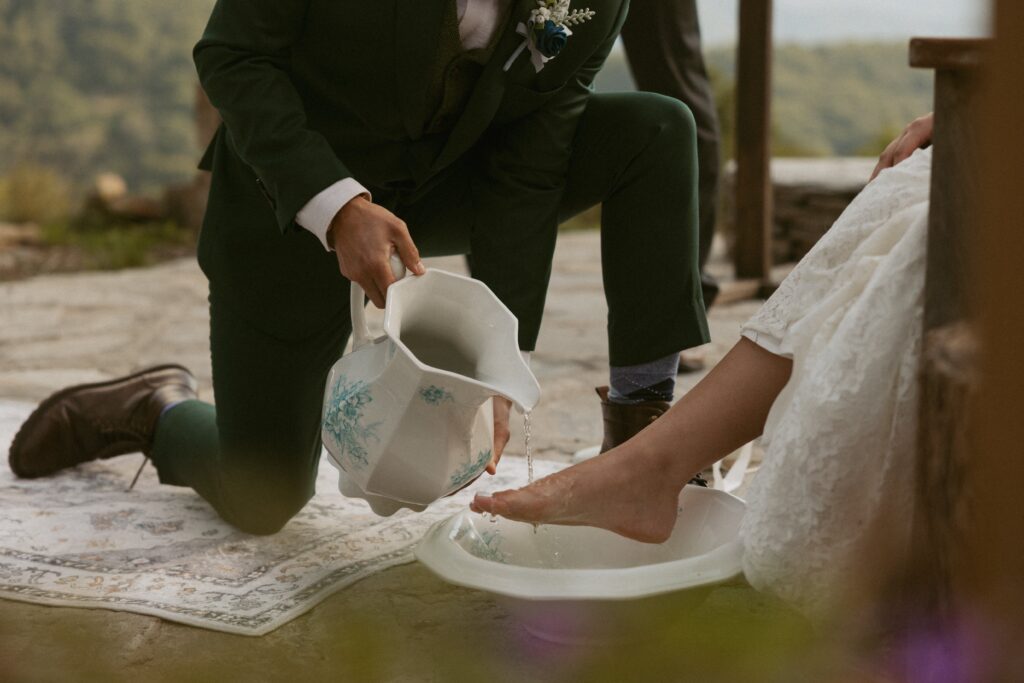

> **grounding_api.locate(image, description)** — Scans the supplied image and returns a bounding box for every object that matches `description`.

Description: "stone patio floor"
[0,232,830,681]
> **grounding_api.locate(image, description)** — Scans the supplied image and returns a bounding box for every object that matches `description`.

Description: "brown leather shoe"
[596,386,708,487]
[8,364,198,479]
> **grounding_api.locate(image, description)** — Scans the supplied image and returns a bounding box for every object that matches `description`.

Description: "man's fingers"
[391,223,425,275]
[488,397,512,474]
[487,432,509,475]
[363,279,386,308]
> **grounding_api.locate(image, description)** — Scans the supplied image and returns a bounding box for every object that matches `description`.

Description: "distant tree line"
[1,0,931,220]
[0,0,211,198]
[595,42,933,159]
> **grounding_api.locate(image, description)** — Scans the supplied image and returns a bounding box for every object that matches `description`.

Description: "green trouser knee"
[151,295,353,535]
[561,91,709,365]
[463,91,710,364]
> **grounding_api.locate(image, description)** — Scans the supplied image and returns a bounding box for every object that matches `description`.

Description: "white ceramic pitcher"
[321,263,541,516]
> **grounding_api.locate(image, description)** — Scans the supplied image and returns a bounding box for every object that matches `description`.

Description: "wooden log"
[733,0,774,280]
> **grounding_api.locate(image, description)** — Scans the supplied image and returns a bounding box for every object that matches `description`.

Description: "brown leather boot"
[596,386,708,486]
[597,386,670,453]
[8,364,198,479]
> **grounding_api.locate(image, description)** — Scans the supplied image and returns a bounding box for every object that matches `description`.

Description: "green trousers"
[151,92,709,534]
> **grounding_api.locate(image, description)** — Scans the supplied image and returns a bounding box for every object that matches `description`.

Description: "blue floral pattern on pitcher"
[323,375,380,469]
[419,385,455,405]
[448,449,492,490]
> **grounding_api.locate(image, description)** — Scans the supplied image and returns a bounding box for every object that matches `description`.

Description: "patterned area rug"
[0,401,562,636]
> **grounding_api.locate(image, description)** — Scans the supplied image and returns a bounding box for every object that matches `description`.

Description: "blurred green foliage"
[0,0,213,194]
[41,219,193,270]
[0,163,71,223]
[708,42,934,158]
[1,0,929,200]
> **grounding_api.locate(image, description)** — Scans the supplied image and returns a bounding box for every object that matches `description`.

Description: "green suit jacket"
[195,0,629,341]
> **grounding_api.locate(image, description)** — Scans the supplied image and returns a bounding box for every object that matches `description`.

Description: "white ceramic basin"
[415,485,746,644]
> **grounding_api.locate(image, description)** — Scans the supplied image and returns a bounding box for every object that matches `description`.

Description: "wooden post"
[910,39,988,330]
[907,37,988,621]
[971,1,1024,672]
[733,0,773,282]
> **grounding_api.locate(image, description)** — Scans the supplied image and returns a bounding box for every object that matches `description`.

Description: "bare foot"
[470,448,685,543]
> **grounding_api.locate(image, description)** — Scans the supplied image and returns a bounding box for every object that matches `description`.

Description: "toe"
[471,493,495,514]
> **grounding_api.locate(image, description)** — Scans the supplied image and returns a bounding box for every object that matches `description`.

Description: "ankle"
[636,422,709,490]
[608,353,679,404]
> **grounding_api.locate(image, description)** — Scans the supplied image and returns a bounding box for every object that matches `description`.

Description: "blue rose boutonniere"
[535,20,569,58]
[504,0,596,73]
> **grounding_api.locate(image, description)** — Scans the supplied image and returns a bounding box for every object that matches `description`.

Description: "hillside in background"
[1,0,932,198]
[595,42,934,158]
[0,0,210,195]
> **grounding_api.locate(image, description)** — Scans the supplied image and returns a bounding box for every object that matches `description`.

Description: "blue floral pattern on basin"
[470,530,508,564]
[323,375,379,469]
[419,385,455,405]
[449,449,492,490]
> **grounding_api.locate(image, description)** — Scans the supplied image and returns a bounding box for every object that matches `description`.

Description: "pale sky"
[694,0,992,46]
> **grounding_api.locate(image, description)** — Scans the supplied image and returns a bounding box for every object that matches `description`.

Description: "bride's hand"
[870,113,934,181]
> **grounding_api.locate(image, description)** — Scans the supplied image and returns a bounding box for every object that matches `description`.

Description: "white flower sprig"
[563,9,597,25]
[529,1,596,30]
[505,0,596,73]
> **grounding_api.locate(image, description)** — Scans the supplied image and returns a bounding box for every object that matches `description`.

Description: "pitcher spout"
[488,350,541,414]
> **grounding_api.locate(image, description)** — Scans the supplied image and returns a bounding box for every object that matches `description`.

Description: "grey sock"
[608,353,679,404]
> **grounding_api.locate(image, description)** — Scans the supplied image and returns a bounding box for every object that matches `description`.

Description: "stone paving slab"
[0,231,778,680]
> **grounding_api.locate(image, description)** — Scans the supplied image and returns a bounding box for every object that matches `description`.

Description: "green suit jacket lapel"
[432,0,538,171]
[393,0,537,173]
[394,0,449,141]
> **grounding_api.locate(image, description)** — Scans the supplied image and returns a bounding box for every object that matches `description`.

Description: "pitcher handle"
[349,252,408,352]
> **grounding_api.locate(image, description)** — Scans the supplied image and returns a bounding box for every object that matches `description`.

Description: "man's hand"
[329,196,425,307]
[487,397,512,475]
[446,397,512,495]
[870,113,934,181]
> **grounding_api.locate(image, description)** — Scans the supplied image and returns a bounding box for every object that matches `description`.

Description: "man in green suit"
[9,0,708,534]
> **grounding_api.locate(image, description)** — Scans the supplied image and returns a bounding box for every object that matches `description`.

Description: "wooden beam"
[733,0,774,280]
[909,37,989,70]
[913,39,987,330]
[971,0,1024,670]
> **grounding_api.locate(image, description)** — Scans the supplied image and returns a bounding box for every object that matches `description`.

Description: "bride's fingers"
[871,140,897,180]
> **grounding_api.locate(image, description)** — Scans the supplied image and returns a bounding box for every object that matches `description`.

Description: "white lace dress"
[738,147,932,615]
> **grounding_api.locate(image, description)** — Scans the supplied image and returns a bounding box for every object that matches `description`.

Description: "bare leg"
[472,338,793,542]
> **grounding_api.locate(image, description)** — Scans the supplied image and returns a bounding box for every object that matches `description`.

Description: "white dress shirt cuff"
[295,178,371,251]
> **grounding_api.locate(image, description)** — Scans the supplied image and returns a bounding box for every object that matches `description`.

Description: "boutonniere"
[503,1,596,73]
